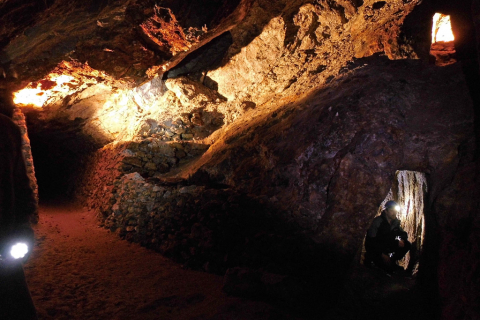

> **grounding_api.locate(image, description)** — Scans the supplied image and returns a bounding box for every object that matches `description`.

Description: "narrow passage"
[24,204,293,320]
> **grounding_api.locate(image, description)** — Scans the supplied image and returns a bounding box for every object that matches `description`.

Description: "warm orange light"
[432,13,455,43]
[13,88,48,107]
[14,74,76,107]
[12,61,172,143]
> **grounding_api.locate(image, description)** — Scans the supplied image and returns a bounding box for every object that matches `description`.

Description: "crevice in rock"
[360,170,427,275]
[164,31,233,81]
[372,1,387,10]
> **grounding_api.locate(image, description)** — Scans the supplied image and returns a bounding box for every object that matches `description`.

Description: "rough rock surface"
[1,0,480,318]
[3,0,422,150]
[207,0,420,103]
[434,142,480,320]
[189,57,472,265]
[12,107,39,222]
[82,56,474,313]
[1,0,253,86]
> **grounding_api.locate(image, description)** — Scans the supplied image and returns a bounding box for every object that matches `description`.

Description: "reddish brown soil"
[24,203,295,320]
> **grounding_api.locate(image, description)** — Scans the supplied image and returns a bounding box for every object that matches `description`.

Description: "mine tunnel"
[1,0,479,319]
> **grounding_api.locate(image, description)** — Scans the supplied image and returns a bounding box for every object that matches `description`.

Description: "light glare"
[13,74,76,107]
[432,13,455,43]
[10,243,29,259]
[13,88,49,107]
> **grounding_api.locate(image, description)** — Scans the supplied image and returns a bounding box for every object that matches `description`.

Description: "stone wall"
[101,172,320,279]
[77,142,128,215]
[77,138,210,214]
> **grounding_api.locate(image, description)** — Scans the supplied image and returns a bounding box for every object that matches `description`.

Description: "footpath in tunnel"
[24,203,302,320]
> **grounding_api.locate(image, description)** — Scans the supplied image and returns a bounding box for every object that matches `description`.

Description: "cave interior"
[1,0,479,319]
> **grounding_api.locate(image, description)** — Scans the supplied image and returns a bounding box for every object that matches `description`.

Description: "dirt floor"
[24,203,302,320]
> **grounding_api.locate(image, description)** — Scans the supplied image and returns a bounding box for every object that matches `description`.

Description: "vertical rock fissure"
[394,170,427,273]
[364,170,427,274]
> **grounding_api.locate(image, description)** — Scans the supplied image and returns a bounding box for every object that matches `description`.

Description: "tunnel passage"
[27,136,78,203]
[430,13,456,66]
[18,124,106,205]
[361,170,427,274]
[24,117,97,203]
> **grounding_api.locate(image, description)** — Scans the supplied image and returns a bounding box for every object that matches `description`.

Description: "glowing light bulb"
[394,205,401,212]
[10,243,29,259]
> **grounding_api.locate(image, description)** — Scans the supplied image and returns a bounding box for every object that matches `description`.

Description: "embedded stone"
[181,133,194,140]
[175,150,187,159]
[179,185,198,194]
[157,144,175,157]
[144,162,157,171]
[122,157,143,167]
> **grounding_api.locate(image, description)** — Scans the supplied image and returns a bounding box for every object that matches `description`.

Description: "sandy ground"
[24,203,299,320]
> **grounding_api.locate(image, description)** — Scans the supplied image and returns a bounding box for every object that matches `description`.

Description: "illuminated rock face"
[1,0,480,318]
[12,108,39,223]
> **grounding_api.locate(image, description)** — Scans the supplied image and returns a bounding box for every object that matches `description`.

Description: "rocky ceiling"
[1,0,429,156]
[1,0,480,319]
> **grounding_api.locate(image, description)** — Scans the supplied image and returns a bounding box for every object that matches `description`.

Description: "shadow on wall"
[103,174,335,316]
[164,31,233,82]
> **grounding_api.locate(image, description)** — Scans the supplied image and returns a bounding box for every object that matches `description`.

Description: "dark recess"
[25,115,98,203]
[372,1,387,10]
[157,0,241,29]
[29,136,78,202]
[164,31,233,80]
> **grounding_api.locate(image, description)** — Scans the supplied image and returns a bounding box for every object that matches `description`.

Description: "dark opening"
[25,114,96,204]
[372,1,386,10]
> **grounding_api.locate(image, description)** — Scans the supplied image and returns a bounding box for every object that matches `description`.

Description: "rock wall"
[76,57,474,312]
[13,107,39,222]
[78,138,211,214]
[395,170,426,272]
[434,139,480,320]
